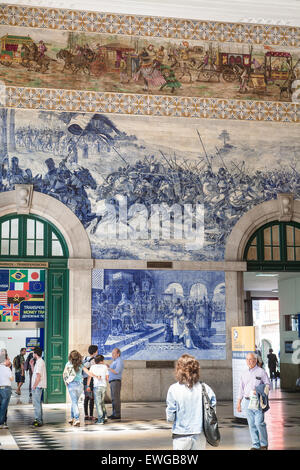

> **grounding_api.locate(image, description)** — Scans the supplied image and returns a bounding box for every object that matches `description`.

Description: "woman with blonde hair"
[63,350,99,426]
[166,354,216,450]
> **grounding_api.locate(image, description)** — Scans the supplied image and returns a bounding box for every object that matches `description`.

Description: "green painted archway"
[244,220,300,271]
[0,213,69,403]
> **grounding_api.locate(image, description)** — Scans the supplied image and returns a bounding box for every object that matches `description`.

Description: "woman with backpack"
[63,350,100,427]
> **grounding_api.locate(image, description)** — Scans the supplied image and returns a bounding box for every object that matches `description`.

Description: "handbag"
[201,382,220,447]
[63,363,76,385]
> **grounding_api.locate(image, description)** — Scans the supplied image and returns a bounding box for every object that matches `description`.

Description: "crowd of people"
[1,344,281,450]
[0,345,124,430]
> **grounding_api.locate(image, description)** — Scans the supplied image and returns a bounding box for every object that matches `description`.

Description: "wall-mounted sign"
[26,337,40,352]
[0,269,46,322]
[0,262,48,268]
[232,326,256,419]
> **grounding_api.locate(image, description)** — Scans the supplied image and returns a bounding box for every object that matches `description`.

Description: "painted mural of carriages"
[195,44,252,83]
[197,44,298,98]
[56,42,137,77]
[251,50,298,98]
[0,34,54,72]
[0,34,33,66]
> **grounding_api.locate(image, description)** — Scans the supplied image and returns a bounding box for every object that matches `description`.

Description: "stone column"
[68,258,94,354]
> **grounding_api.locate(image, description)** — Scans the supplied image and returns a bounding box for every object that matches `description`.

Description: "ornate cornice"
[3,86,300,122]
[0,3,299,47]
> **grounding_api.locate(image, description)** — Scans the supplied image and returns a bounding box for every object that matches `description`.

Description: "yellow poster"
[232,326,255,352]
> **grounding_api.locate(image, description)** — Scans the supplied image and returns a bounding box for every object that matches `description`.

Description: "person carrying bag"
[201,381,220,446]
[166,354,218,450]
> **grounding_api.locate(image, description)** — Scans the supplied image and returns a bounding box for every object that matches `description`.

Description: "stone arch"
[190,282,207,300]
[0,187,93,352]
[223,194,300,336]
[165,282,184,299]
[225,197,300,262]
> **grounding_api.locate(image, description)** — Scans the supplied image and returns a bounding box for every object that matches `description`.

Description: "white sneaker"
[68,418,74,425]
[73,420,80,426]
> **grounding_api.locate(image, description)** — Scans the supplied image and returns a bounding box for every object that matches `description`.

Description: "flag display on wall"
[0,269,45,322]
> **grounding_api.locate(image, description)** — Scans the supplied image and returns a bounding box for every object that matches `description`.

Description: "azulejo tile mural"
[1,108,300,261]
[0,5,300,121]
[91,269,226,360]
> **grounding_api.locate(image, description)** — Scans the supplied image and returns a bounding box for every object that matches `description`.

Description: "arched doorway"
[0,187,93,402]
[0,213,69,403]
[244,221,300,271]
[225,196,300,389]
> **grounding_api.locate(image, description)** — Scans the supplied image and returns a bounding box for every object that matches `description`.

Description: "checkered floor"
[2,389,300,450]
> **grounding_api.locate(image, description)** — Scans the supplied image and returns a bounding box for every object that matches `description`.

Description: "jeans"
[244,399,268,448]
[94,386,107,422]
[0,387,12,425]
[83,377,94,417]
[32,387,43,424]
[173,433,206,450]
[67,381,83,420]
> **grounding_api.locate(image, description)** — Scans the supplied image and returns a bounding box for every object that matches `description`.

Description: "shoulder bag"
[63,362,76,385]
[201,382,220,447]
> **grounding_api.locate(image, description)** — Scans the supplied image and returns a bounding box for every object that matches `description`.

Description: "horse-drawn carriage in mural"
[0,34,53,72]
[0,34,34,65]
[197,44,298,98]
[196,45,252,83]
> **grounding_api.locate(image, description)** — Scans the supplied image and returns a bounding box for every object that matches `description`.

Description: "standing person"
[13,347,26,395]
[166,354,216,450]
[87,355,109,425]
[24,351,35,398]
[267,348,278,380]
[237,353,271,450]
[108,348,124,420]
[82,345,98,421]
[0,351,13,429]
[31,347,47,427]
[63,350,99,427]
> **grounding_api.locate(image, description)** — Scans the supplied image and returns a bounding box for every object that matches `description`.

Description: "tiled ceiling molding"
[1,0,300,26]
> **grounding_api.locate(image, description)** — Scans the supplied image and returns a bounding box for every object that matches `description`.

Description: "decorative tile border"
[3,86,300,122]
[0,3,300,47]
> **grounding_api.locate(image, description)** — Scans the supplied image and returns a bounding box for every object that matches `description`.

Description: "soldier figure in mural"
[172,298,185,344]
[111,303,122,335]
[116,293,136,334]
[164,309,174,343]
[94,291,111,352]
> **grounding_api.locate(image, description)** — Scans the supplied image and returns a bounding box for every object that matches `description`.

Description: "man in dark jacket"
[267,349,278,380]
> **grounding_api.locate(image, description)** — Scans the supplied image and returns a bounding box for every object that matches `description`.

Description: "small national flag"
[28,270,45,282]
[2,304,19,319]
[9,282,30,291]
[10,270,28,282]
[29,281,45,293]
[0,292,8,305]
[7,290,31,304]
[2,315,13,322]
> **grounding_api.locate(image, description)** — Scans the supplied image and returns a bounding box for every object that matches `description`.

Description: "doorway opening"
[243,220,300,389]
[0,213,69,403]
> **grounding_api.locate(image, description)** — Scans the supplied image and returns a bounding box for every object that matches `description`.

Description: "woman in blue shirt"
[166,354,216,450]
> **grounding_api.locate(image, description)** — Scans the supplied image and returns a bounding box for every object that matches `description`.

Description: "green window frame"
[244,221,300,271]
[0,214,68,260]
